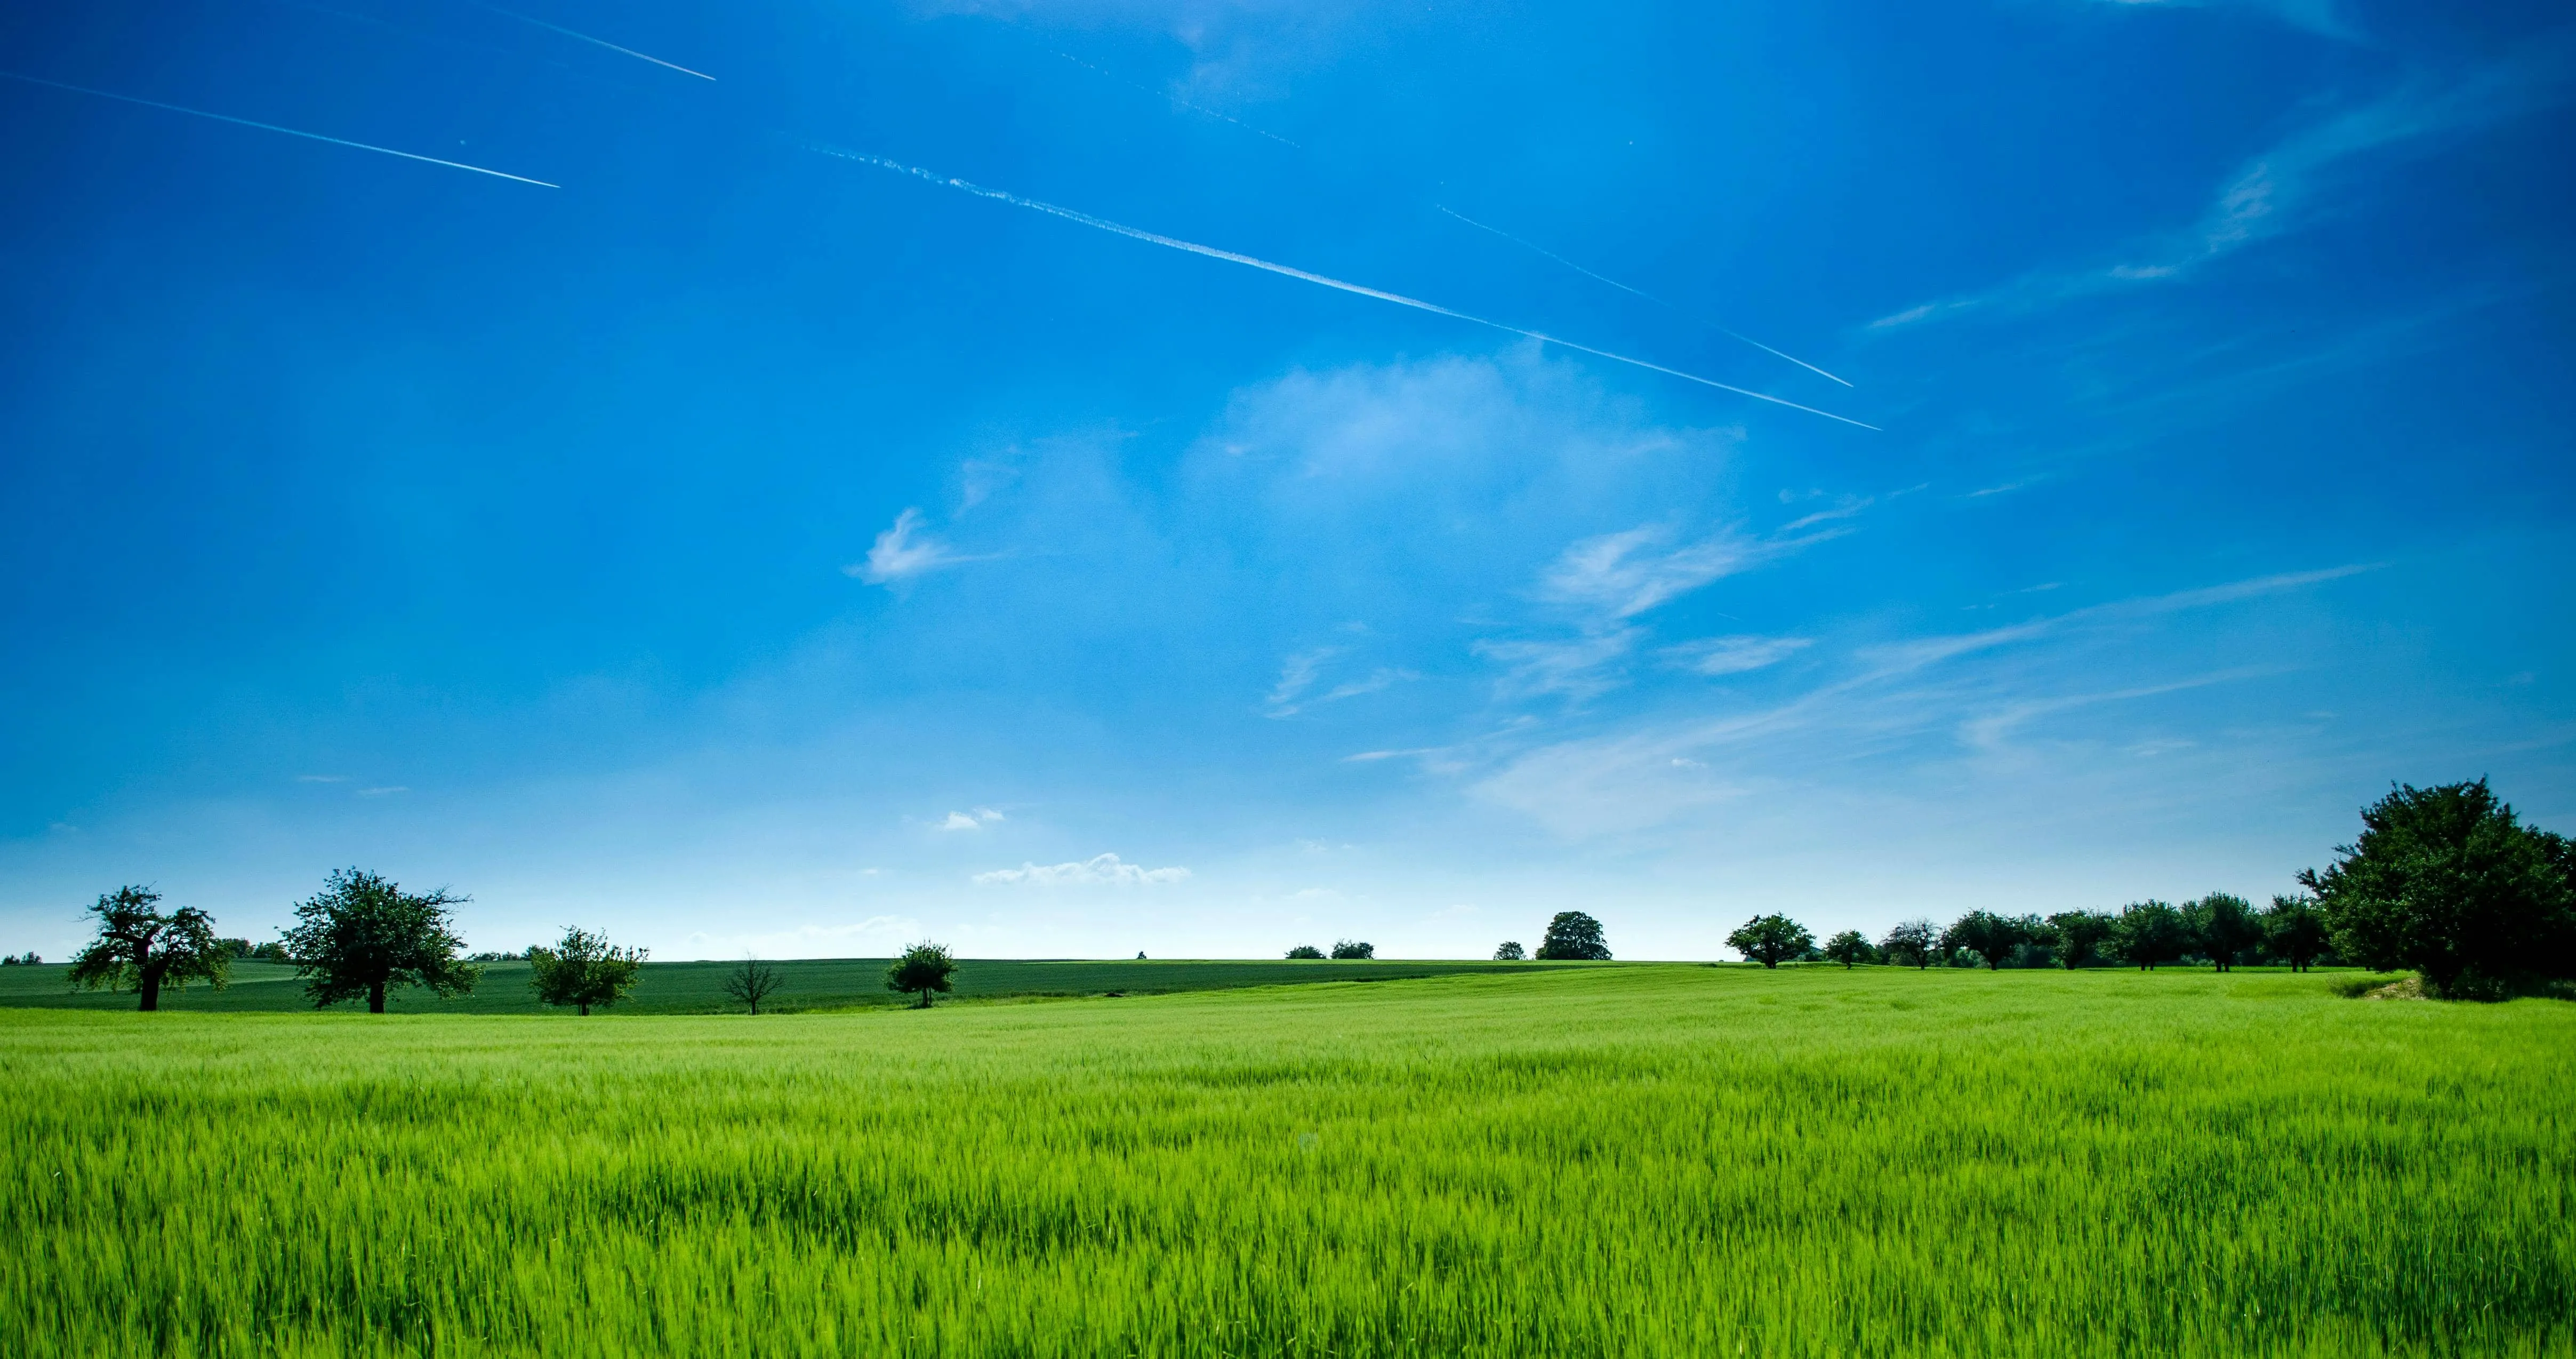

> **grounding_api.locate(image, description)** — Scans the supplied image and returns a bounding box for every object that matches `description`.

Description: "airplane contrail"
[1437,204,1853,389]
[0,71,557,186]
[809,144,1876,430]
[463,1,713,81]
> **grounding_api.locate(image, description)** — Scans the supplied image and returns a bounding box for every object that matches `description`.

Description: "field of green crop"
[5,965,2572,1357]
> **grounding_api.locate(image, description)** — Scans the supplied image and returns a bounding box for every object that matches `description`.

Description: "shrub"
[1329,940,1375,960]
[1286,945,1327,960]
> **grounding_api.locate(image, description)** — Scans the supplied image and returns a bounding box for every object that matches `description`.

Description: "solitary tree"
[1880,919,1940,970]
[2113,901,2192,970]
[1942,912,2033,970]
[2043,910,2116,969]
[1330,939,1376,960]
[723,956,783,1014]
[1536,912,1612,961]
[2261,894,2330,972]
[1727,914,1812,969]
[2187,892,2263,972]
[887,941,957,1008]
[1821,930,1875,969]
[1285,944,1326,960]
[1492,940,1527,961]
[2301,779,2575,997]
[526,927,647,1016]
[66,886,228,1012]
[280,868,478,1013]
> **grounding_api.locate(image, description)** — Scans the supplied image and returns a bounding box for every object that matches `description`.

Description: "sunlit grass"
[4,966,2570,1356]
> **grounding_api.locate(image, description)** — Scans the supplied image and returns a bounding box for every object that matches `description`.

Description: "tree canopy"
[66,886,228,1012]
[2187,892,2263,972]
[1536,912,1611,961]
[1492,940,1526,961]
[1879,920,1939,970]
[2262,894,2330,972]
[1942,912,2033,970]
[2301,779,2575,997]
[1821,930,1875,969]
[887,941,957,1008]
[280,868,478,1013]
[1727,914,1811,969]
[1285,944,1326,960]
[2043,910,2115,969]
[2113,901,2191,970]
[1330,940,1375,960]
[527,927,647,1016]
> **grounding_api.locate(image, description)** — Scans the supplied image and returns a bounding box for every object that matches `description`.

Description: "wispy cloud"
[356,786,410,797]
[973,853,1191,886]
[1475,629,1641,702]
[845,508,982,585]
[1662,635,1813,676]
[1540,524,1781,619]
[1266,646,1416,716]
[936,808,1006,831]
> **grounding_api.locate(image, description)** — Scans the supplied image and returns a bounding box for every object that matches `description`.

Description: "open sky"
[1,0,2569,962]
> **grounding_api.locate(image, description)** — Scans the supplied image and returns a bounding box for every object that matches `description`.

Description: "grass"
[3,965,2571,1357]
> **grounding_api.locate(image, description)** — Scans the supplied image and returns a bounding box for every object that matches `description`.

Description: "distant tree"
[1286,944,1327,960]
[2113,901,2192,970]
[66,886,229,1012]
[213,937,252,959]
[526,927,647,1016]
[1330,939,1375,960]
[1536,912,1612,961]
[2043,910,2116,969]
[723,956,783,1014]
[1880,919,1939,970]
[246,941,292,963]
[2301,779,2576,997]
[1941,912,2033,970]
[1492,940,1527,961]
[2,951,39,966]
[2261,894,2330,972]
[887,941,958,1008]
[2186,892,2263,972]
[1727,914,1812,969]
[1135,951,1147,960]
[1821,930,1876,969]
[280,868,478,1013]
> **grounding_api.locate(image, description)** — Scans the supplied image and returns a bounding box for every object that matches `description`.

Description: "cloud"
[1860,564,2373,677]
[1474,629,1640,702]
[356,786,410,797]
[936,808,1006,830]
[1266,646,1417,716]
[295,774,347,784]
[845,508,981,585]
[973,853,1191,885]
[1663,635,1813,676]
[1540,524,1777,620]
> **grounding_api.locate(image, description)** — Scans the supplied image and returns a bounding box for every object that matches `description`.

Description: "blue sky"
[1,0,2569,961]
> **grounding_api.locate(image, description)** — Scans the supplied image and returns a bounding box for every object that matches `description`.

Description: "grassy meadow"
[4,965,2573,1357]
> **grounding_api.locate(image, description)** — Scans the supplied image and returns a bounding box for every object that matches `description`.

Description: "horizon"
[2,0,2570,962]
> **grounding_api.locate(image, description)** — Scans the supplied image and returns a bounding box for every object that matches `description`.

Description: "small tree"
[2301,779,2575,997]
[1821,930,1875,969]
[1329,939,1375,960]
[2185,892,2262,972]
[1285,944,1326,960]
[2113,901,2191,970]
[1536,912,1611,961]
[723,956,783,1014]
[2262,894,2329,972]
[66,886,228,1012]
[526,927,647,1016]
[887,941,957,1008]
[1941,911,2032,970]
[1727,914,1812,969]
[2043,910,2116,969]
[1880,919,1939,970]
[1492,940,1527,961]
[280,868,478,1013]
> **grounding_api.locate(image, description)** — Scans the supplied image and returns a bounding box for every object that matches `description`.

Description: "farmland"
[4,965,2572,1357]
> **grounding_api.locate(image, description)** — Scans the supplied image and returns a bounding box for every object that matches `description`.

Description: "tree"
[722,956,783,1014]
[1941,911,2033,970]
[280,868,478,1013]
[887,941,957,1008]
[1285,945,1326,960]
[1536,912,1612,961]
[66,886,228,1012]
[2300,779,2576,997]
[2186,892,2262,972]
[2113,901,2191,970]
[526,927,647,1016]
[2043,910,2115,969]
[1821,930,1875,969]
[1880,919,1939,970]
[1492,940,1527,961]
[1330,939,1375,960]
[2262,894,2330,972]
[1726,914,1812,969]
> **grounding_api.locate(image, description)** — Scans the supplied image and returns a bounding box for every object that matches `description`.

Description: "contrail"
[809,145,1876,430]
[463,1,713,81]
[0,71,557,186]
[1049,51,1301,149]
[1438,204,1853,388]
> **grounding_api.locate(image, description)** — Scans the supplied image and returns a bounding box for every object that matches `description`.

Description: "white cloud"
[1266,646,1416,716]
[356,786,410,797]
[845,508,977,586]
[973,853,1191,886]
[1663,635,1813,676]
[1541,524,1772,620]
[936,808,1006,831]
[1474,629,1640,702]
[295,774,347,784]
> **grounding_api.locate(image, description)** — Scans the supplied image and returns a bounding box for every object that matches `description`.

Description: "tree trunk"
[139,970,161,1012]
[368,981,386,1014]
[578,1001,590,1017]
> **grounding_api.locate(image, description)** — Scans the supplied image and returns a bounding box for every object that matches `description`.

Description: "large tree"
[66,886,228,1012]
[2043,910,2116,969]
[1821,930,1876,969]
[2113,901,2191,970]
[2262,894,2330,972]
[2186,893,2264,973]
[527,927,647,1016]
[1880,919,1940,970]
[1726,914,1811,969]
[1941,911,2033,970]
[1536,912,1611,961]
[887,941,957,1008]
[2300,780,2576,997]
[280,868,479,1013]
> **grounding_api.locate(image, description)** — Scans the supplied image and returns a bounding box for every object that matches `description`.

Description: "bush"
[1285,945,1326,960]
[1329,940,1375,960]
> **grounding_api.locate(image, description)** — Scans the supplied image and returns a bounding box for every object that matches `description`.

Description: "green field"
[0,955,1582,1014]
[5,966,2572,1357]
